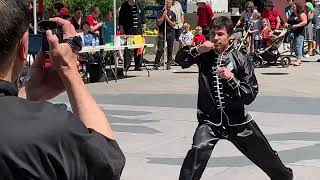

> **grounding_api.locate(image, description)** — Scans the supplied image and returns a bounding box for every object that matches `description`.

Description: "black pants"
[202,26,210,40]
[154,32,175,67]
[175,28,183,41]
[179,121,293,180]
[124,48,142,71]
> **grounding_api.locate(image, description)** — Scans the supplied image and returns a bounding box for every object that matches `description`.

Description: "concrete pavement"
[53,52,320,180]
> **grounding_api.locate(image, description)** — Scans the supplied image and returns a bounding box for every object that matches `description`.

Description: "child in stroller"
[249,26,291,68]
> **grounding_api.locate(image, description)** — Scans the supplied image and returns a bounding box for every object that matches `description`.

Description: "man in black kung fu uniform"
[175,16,293,180]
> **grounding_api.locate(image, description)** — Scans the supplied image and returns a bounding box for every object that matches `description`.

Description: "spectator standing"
[314,0,320,55]
[262,0,281,30]
[305,2,316,57]
[70,6,84,32]
[153,0,176,70]
[287,1,308,66]
[170,0,184,43]
[248,11,262,51]
[179,23,193,48]
[193,26,206,46]
[196,0,214,38]
[236,1,255,29]
[0,1,125,179]
[236,1,255,53]
[102,10,115,44]
[86,7,103,34]
[119,0,146,71]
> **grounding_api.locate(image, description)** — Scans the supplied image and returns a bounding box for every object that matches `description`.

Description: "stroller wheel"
[249,54,263,68]
[280,56,291,68]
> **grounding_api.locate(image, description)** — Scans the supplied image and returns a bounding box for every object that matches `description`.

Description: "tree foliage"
[43,0,123,19]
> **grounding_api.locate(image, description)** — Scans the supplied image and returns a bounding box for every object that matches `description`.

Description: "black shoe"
[166,66,171,70]
[153,66,159,70]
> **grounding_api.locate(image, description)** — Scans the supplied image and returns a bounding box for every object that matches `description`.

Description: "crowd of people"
[28,0,320,70]
[2,0,317,179]
[236,0,320,66]
[27,0,213,71]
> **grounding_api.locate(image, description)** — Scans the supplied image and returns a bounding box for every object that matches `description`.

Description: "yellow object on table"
[133,35,146,55]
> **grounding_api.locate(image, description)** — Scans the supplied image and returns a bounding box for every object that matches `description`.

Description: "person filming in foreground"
[175,16,293,180]
[0,1,125,179]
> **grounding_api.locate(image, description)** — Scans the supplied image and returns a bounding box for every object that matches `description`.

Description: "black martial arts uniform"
[0,80,125,180]
[175,46,293,180]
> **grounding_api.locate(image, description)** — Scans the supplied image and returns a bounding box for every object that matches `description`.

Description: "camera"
[37,20,63,53]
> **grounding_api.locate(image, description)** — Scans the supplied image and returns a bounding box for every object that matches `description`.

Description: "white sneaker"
[304,54,310,58]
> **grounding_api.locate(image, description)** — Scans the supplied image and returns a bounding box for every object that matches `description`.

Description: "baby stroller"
[249,28,291,68]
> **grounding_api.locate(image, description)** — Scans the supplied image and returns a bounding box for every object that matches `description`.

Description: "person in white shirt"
[171,0,185,41]
[179,23,194,48]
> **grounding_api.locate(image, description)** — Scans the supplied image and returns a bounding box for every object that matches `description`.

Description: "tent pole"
[33,0,37,34]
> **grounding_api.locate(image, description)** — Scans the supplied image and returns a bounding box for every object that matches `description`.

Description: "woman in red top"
[86,7,103,34]
[262,0,281,30]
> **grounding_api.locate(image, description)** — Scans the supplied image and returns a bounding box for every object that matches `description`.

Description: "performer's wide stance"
[175,16,293,180]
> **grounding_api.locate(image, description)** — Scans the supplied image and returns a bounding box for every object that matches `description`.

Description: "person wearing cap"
[59,7,71,20]
[196,0,214,38]
[262,0,281,30]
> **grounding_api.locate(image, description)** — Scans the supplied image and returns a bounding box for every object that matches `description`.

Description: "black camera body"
[37,20,63,53]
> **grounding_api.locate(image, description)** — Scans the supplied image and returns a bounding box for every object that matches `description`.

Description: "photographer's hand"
[20,18,114,139]
[18,51,65,101]
[48,18,114,139]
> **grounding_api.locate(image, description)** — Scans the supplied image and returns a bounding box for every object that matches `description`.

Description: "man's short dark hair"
[209,16,234,36]
[0,0,30,63]
[53,2,64,12]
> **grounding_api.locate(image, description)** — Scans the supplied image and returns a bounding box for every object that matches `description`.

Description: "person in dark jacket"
[0,1,125,179]
[175,16,293,180]
[119,0,146,71]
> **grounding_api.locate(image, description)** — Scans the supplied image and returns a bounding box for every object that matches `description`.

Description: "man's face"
[196,2,204,8]
[210,27,230,53]
[166,1,172,9]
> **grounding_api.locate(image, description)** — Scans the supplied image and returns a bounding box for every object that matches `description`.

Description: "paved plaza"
[53,54,320,180]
